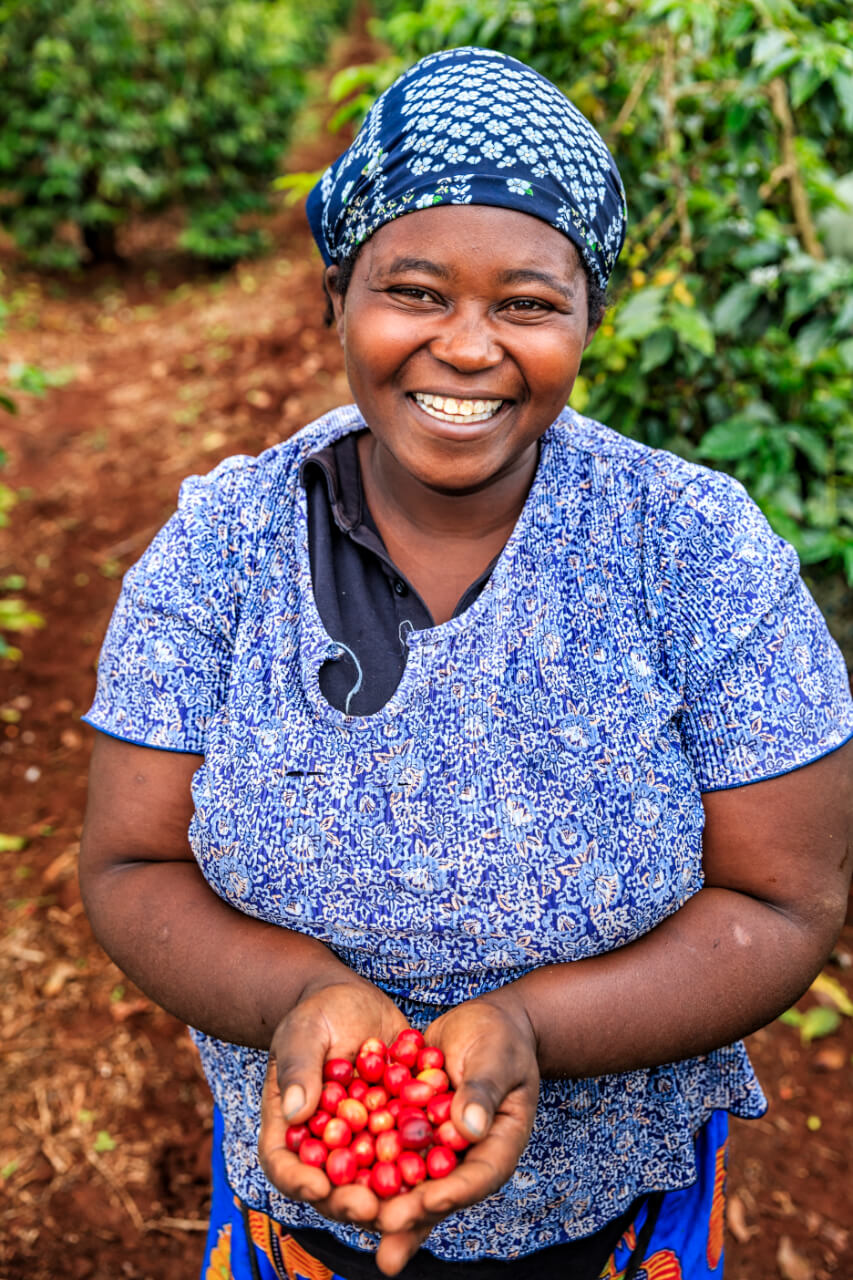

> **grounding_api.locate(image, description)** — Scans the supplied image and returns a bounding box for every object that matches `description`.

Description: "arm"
[481,740,852,1078]
[79,733,406,1052]
[366,743,852,1274]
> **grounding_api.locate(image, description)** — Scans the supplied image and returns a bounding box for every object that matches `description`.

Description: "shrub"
[328,0,853,582]
[0,0,352,268]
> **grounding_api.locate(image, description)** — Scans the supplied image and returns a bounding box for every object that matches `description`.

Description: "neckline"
[292,411,561,727]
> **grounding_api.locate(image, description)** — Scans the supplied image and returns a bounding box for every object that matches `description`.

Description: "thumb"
[450,1047,508,1144]
[270,1017,330,1125]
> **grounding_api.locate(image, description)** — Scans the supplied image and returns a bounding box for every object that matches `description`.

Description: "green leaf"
[670,306,715,356]
[614,288,667,341]
[639,328,675,373]
[800,1006,841,1043]
[785,424,830,473]
[0,834,28,852]
[778,1008,804,1027]
[93,1130,117,1153]
[696,418,765,460]
[712,282,761,335]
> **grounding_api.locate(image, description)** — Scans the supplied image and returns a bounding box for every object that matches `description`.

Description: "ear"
[583,318,602,350]
[324,265,345,341]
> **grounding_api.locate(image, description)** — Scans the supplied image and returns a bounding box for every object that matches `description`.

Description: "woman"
[80,48,853,1280]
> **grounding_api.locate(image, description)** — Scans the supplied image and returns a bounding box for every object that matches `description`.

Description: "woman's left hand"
[371,993,540,1275]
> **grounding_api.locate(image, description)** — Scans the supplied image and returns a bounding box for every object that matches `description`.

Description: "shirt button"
[393,579,408,596]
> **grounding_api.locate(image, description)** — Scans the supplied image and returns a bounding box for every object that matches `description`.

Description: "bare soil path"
[1,66,852,1280]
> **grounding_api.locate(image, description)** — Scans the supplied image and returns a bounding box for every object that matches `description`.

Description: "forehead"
[360,205,583,280]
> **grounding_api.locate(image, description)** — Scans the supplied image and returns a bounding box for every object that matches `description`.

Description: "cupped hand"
[371,993,541,1275]
[258,975,409,1232]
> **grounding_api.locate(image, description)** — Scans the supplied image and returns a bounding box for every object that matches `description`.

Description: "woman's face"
[328,204,597,496]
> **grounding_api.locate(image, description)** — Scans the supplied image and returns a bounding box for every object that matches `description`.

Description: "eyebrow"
[497,268,576,301]
[376,256,452,279]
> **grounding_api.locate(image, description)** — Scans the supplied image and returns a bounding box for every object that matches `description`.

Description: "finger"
[258,1060,330,1200]
[374,1223,434,1276]
[270,1013,330,1123]
[312,1184,381,1227]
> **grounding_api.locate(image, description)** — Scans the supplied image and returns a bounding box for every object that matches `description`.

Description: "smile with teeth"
[412,392,504,424]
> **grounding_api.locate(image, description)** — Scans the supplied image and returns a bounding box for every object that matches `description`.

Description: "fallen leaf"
[42,961,78,997]
[812,1044,846,1071]
[810,971,853,1017]
[777,1235,813,1280]
[772,1190,797,1217]
[727,1190,755,1243]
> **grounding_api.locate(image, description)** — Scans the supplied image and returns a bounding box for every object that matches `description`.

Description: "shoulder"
[550,407,792,566]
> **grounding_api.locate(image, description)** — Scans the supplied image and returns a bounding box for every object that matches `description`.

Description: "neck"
[357,434,540,544]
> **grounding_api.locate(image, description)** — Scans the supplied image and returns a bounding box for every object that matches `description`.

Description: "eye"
[502,296,554,316]
[388,285,440,304]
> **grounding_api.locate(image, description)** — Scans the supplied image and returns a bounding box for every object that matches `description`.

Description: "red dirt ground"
[1,80,852,1280]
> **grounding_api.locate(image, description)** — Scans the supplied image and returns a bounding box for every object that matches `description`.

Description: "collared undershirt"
[301,431,496,716]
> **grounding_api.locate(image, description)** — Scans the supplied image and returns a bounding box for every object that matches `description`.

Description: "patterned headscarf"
[307,47,627,290]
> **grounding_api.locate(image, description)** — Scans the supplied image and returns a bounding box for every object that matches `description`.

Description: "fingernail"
[463,1103,488,1137]
[283,1084,305,1120]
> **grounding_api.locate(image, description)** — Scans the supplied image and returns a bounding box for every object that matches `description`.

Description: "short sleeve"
[83,456,258,753]
[648,468,853,791]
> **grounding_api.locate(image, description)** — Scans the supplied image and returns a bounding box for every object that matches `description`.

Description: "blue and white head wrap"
[307,47,627,290]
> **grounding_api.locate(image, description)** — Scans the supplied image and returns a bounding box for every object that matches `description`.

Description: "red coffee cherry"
[417,1046,445,1071]
[398,1112,433,1151]
[436,1119,470,1151]
[348,1078,369,1103]
[320,1082,347,1113]
[337,1098,368,1132]
[417,1067,449,1094]
[326,1146,358,1186]
[374,1129,403,1163]
[299,1138,328,1168]
[307,1110,331,1138]
[323,1058,355,1087]
[285,1123,309,1153]
[398,1150,427,1187]
[364,1086,389,1112]
[369,1161,402,1199]
[367,1108,395,1135]
[400,1079,434,1107]
[426,1146,458,1179]
[322,1117,352,1150]
[426,1092,453,1126]
[383,1062,412,1096]
[389,1035,420,1069]
[349,1131,376,1169]
[356,1050,386,1083]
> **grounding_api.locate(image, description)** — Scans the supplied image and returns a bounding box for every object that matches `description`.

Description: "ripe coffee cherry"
[426,1146,458,1179]
[398,1028,425,1050]
[308,1110,331,1138]
[398,1112,433,1151]
[437,1119,470,1152]
[323,1058,355,1087]
[356,1051,386,1083]
[389,1035,420,1069]
[383,1062,412,1096]
[285,1123,309,1153]
[350,1131,376,1169]
[387,1098,402,1121]
[348,1078,369,1103]
[320,1082,348,1113]
[400,1080,434,1107]
[426,1093,453,1126]
[337,1098,368,1132]
[369,1161,402,1199]
[374,1129,403,1163]
[417,1067,449,1094]
[368,1108,395,1135]
[417,1046,445,1071]
[360,1037,388,1058]
[299,1138,328,1167]
[354,1168,373,1188]
[326,1147,358,1186]
[398,1150,427,1186]
[364,1086,389,1112]
[322,1117,352,1150]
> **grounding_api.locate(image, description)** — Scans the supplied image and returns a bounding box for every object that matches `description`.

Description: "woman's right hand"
[259,974,409,1229]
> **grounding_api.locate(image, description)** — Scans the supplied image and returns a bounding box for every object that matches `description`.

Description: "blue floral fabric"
[306,47,627,288]
[84,405,853,1260]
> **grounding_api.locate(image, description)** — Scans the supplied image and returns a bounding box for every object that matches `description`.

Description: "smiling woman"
[78,45,853,1280]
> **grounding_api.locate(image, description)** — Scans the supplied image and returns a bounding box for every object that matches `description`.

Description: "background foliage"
[330,0,853,581]
[0,0,351,268]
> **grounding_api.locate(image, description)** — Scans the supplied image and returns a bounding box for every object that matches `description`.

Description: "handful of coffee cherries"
[285,1029,470,1198]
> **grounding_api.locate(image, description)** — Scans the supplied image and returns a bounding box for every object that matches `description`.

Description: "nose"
[428,307,502,372]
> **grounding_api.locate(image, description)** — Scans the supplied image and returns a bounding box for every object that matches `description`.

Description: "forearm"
[484,886,844,1079]
[81,858,357,1048]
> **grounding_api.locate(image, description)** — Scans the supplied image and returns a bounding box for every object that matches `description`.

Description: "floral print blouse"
[84,405,853,1260]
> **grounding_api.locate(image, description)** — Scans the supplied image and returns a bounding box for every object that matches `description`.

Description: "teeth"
[413,392,503,424]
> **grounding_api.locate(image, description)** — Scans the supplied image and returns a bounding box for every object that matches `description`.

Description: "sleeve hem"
[699,726,853,794]
[80,715,204,756]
